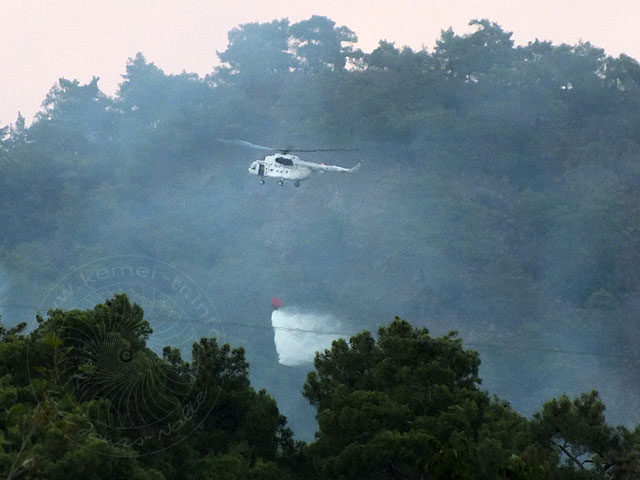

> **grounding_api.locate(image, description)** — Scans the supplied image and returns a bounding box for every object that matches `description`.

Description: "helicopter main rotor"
[217,138,356,154]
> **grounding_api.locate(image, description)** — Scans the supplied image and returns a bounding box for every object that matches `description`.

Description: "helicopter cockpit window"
[275,157,294,166]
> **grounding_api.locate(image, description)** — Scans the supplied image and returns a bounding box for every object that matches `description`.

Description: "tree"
[186,337,292,464]
[0,296,295,480]
[116,53,216,177]
[118,53,171,118]
[8,112,26,145]
[535,391,640,478]
[31,76,115,154]
[214,20,294,85]
[290,16,361,72]
[433,19,517,81]
[303,318,553,479]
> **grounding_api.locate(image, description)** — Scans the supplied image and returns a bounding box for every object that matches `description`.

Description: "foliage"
[0,298,639,478]
[301,318,556,479]
[0,295,293,480]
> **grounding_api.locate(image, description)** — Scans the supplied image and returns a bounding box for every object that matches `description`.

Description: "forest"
[1,15,640,477]
[1,296,639,479]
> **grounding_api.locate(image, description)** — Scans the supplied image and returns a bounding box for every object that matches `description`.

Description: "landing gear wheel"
[259,179,265,185]
[278,180,284,186]
[294,181,300,187]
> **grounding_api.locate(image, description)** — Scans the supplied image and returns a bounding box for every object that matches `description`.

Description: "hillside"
[1,17,640,438]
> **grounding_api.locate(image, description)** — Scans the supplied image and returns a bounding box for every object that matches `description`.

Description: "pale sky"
[3,0,640,125]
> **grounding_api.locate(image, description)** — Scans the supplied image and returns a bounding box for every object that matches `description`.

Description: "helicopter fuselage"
[248,154,312,184]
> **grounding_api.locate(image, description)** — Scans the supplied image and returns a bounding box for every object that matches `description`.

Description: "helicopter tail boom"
[349,161,362,173]
[297,160,362,173]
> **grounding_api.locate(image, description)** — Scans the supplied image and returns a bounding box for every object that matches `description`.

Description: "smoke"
[271,308,343,366]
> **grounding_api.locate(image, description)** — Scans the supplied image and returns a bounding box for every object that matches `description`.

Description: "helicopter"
[220,139,361,187]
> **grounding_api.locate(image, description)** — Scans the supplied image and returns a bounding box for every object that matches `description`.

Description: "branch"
[6,416,37,480]
[552,440,587,472]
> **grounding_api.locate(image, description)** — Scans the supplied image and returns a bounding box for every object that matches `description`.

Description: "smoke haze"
[3,17,640,440]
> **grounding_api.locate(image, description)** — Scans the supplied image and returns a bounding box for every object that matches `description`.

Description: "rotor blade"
[286,148,358,153]
[217,138,358,153]
[217,139,275,151]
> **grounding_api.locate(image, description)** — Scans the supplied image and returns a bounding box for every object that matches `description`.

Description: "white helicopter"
[220,139,361,187]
